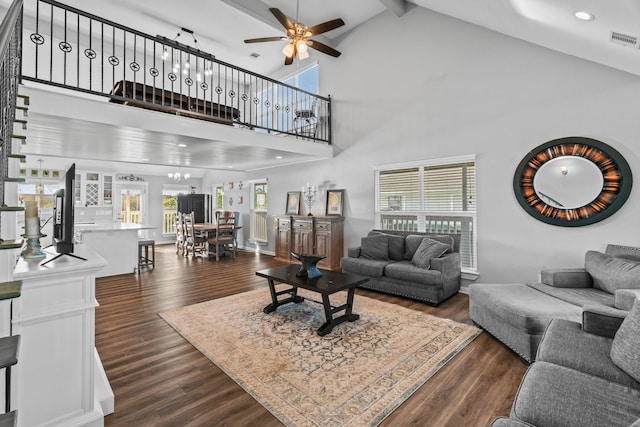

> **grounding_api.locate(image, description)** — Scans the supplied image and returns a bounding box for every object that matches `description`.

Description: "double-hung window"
[374,155,477,273]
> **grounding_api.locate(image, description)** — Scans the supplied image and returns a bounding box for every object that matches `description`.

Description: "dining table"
[193,223,241,258]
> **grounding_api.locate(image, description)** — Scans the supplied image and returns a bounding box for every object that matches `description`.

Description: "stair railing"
[0,0,24,220]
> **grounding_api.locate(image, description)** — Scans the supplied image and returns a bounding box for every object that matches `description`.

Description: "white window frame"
[374,154,478,276]
[211,184,225,211]
[162,184,189,236]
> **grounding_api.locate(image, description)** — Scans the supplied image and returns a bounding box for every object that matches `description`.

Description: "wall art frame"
[286,191,301,215]
[325,189,345,216]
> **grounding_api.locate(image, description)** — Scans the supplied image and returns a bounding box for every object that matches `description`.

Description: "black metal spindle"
[75,12,78,87]
[21,0,331,143]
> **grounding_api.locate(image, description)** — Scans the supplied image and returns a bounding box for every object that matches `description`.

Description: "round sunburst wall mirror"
[513,137,633,227]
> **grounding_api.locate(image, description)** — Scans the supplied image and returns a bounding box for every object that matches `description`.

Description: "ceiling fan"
[244,2,345,65]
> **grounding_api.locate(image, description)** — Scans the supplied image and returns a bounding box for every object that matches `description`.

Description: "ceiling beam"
[379,0,407,17]
[219,0,282,31]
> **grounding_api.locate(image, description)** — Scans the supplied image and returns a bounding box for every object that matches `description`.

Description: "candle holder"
[302,183,317,216]
[22,200,46,260]
[21,232,46,260]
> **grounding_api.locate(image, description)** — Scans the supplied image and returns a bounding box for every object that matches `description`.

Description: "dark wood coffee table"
[255,265,369,336]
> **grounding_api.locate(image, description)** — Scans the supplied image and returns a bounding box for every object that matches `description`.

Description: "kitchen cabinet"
[74,171,114,207]
[177,194,212,223]
[274,215,344,271]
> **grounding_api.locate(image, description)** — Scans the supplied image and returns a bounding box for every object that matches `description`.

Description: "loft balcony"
[11,0,334,170]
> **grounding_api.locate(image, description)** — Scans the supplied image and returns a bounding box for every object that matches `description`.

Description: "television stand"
[40,252,87,267]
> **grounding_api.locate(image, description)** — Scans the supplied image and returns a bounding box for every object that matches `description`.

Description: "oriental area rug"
[160,288,480,427]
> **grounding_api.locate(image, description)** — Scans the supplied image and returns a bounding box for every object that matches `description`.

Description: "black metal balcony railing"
[20,0,331,143]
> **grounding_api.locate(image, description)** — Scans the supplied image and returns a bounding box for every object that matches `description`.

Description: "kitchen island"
[75,222,156,277]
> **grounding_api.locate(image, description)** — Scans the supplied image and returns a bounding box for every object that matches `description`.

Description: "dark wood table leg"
[263,278,304,313]
[317,288,360,336]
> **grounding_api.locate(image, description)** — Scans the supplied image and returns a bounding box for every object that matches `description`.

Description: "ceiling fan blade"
[307,18,345,36]
[244,36,286,44]
[308,40,341,57]
[270,8,294,31]
[284,43,297,65]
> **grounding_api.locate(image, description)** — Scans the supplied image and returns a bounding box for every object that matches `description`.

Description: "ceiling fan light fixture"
[297,40,308,52]
[298,49,309,60]
[282,43,295,57]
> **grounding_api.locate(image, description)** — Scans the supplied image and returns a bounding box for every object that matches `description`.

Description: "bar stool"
[0,336,19,413]
[138,239,155,269]
[0,280,21,417]
[0,410,16,426]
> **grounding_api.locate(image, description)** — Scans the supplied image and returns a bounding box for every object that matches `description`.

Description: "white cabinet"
[75,171,114,207]
[12,245,113,427]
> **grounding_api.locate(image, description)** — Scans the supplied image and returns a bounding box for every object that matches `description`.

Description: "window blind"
[375,158,477,271]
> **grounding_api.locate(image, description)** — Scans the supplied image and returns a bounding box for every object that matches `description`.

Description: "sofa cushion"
[368,231,405,261]
[340,256,392,278]
[470,283,582,335]
[360,235,389,261]
[526,282,615,308]
[384,260,443,286]
[536,319,640,389]
[411,238,450,269]
[611,299,640,383]
[585,250,640,294]
[512,361,640,427]
[404,234,454,260]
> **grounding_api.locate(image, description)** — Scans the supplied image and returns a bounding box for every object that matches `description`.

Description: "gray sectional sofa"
[470,244,640,362]
[490,301,640,427]
[340,230,461,306]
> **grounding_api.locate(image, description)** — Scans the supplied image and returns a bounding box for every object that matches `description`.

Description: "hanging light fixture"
[161,27,213,78]
[167,172,190,182]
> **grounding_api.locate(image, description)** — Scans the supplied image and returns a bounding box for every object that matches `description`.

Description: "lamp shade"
[282,43,295,57]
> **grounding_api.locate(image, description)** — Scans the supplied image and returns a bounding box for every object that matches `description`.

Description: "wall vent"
[610,31,639,48]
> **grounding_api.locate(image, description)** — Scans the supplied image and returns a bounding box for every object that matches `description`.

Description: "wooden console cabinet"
[274,215,344,271]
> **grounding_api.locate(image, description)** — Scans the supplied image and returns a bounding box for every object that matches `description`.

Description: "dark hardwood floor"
[96,245,527,427]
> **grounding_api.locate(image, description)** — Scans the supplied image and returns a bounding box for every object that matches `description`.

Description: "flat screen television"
[52,163,75,254]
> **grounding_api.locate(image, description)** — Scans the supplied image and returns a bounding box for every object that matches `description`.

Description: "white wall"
[20,7,640,284]
[245,7,640,284]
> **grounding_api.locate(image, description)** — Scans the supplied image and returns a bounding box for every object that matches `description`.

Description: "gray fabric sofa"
[340,230,461,306]
[470,244,640,362]
[490,301,640,427]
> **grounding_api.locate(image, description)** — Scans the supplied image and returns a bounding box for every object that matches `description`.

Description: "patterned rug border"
[160,289,480,427]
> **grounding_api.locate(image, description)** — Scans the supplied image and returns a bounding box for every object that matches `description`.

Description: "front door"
[114,182,148,225]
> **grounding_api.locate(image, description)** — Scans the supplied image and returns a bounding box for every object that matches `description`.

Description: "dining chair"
[208,211,236,261]
[175,212,186,255]
[294,98,318,139]
[183,212,207,258]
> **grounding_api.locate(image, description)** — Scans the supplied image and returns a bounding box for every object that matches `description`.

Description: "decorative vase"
[291,253,326,279]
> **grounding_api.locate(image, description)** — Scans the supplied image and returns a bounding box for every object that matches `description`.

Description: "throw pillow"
[585,250,640,294]
[611,299,640,383]
[404,234,454,260]
[411,238,450,269]
[368,231,405,260]
[360,235,389,260]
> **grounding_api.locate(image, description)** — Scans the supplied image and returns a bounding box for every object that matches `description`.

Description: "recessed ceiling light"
[177,143,187,148]
[275,156,283,159]
[575,11,594,21]
[141,158,149,162]
[228,165,233,168]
